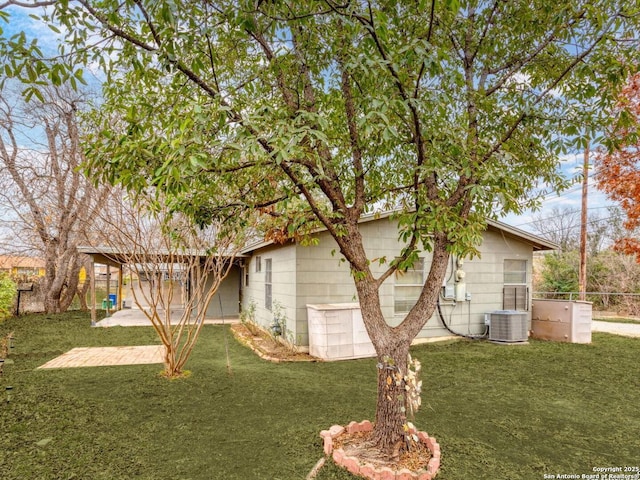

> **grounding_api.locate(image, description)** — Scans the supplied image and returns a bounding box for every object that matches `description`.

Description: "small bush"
[0,273,16,321]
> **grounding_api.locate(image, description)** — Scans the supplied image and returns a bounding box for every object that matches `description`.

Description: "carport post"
[118,264,123,310]
[105,265,111,317]
[90,259,96,326]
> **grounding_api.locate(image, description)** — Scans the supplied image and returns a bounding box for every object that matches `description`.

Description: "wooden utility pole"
[579,143,589,301]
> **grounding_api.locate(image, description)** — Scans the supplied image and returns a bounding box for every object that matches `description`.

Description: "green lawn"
[593,316,640,325]
[1,312,639,480]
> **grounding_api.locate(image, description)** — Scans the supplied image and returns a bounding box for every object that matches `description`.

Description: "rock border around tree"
[320,420,441,479]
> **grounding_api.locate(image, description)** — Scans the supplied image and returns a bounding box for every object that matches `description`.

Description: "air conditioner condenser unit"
[487,310,529,343]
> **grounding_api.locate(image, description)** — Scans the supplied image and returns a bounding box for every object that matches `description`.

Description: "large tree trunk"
[356,278,413,455]
[76,255,94,311]
[42,241,83,314]
[352,232,452,456]
[60,256,82,312]
[76,276,90,310]
[0,86,111,316]
[373,339,411,455]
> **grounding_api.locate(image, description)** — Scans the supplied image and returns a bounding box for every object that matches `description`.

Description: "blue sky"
[501,151,614,234]
[1,4,60,51]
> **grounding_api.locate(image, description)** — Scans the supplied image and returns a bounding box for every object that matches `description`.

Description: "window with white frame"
[503,259,528,310]
[255,256,262,273]
[265,258,272,310]
[394,258,424,314]
[243,263,249,287]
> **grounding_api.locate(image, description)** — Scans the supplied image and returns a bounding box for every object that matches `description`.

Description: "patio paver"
[38,345,165,369]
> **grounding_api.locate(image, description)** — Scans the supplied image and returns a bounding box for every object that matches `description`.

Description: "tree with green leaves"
[535,248,640,313]
[536,250,580,296]
[2,0,638,458]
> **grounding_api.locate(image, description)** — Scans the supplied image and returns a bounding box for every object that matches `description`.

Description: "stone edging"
[231,326,285,363]
[319,420,441,480]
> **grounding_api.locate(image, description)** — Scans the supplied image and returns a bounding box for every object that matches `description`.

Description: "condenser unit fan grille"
[488,311,528,342]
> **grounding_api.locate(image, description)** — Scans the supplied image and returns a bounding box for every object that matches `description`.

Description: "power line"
[512,205,613,228]
[522,214,618,236]
[537,162,638,205]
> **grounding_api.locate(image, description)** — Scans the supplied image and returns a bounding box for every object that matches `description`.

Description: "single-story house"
[238,212,557,353]
[79,213,556,354]
[0,255,46,278]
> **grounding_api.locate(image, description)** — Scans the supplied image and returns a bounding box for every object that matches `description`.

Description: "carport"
[77,246,245,326]
[78,246,124,325]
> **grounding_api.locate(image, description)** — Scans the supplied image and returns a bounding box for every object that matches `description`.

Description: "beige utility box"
[531,299,592,343]
[307,303,376,360]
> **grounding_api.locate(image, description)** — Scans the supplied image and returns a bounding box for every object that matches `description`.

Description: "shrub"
[0,273,16,321]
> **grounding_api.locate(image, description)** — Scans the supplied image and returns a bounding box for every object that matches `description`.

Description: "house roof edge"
[241,211,558,254]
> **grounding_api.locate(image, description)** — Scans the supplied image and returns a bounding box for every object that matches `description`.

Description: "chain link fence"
[13,277,120,314]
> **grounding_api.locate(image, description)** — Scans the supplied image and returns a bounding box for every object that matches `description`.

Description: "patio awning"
[78,246,248,267]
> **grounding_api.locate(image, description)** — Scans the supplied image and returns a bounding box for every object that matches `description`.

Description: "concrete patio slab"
[95,308,240,327]
[38,345,165,369]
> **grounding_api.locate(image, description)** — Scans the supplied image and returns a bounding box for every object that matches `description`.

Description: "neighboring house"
[0,255,46,279]
[0,255,100,284]
[239,213,557,351]
[80,264,109,283]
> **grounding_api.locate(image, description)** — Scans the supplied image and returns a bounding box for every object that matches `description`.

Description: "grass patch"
[593,316,640,325]
[1,312,639,479]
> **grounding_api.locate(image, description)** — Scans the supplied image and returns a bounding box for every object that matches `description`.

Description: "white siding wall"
[242,219,537,346]
[241,244,298,340]
[206,265,241,317]
[416,227,533,338]
[128,276,184,308]
[295,233,356,346]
